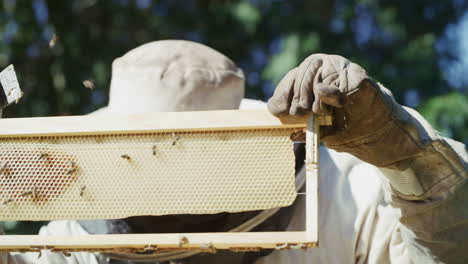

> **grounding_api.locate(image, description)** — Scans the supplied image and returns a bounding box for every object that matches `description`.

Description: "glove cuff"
[323,81,431,167]
[323,81,467,200]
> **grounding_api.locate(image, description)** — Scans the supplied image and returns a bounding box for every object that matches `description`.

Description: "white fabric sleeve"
[256,148,405,264]
[3,221,109,264]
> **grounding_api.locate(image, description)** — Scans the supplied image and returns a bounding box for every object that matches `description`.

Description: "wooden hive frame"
[0,110,329,255]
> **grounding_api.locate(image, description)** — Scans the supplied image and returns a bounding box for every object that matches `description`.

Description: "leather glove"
[267,54,468,264]
[267,54,429,170]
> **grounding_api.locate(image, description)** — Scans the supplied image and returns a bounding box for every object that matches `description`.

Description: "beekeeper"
[2,40,467,264]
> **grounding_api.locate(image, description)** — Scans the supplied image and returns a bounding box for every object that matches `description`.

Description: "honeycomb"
[0,128,297,220]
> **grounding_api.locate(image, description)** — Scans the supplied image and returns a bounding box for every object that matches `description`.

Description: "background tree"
[0,0,467,233]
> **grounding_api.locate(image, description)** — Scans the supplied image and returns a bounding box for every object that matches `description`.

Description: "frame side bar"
[305,116,319,243]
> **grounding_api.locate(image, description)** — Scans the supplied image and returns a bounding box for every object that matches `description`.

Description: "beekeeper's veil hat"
[94,40,245,114]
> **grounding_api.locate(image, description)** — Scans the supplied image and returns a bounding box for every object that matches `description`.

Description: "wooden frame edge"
[0,109,330,137]
[0,113,322,253]
[0,231,317,253]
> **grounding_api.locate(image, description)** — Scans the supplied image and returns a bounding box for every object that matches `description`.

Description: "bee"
[49,33,58,48]
[38,153,49,160]
[66,161,77,175]
[171,133,180,146]
[20,190,33,197]
[152,145,157,156]
[0,161,8,173]
[15,91,23,104]
[200,242,216,253]
[121,154,131,160]
[82,80,95,90]
[21,187,38,199]
[143,244,157,253]
[2,198,13,205]
[7,87,20,97]
[290,243,306,249]
[289,129,306,142]
[80,186,87,197]
[32,186,38,199]
[275,243,289,250]
[178,236,188,247]
[200,243,211,249]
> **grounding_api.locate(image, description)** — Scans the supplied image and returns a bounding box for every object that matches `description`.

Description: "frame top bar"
[0,110,330,138]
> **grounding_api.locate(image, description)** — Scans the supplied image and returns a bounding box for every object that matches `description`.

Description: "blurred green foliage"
[0,0,467,234]
[420,93,468,141]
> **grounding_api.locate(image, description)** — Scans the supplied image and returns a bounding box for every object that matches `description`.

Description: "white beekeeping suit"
[3,42,467,264]
[261,54,467,264]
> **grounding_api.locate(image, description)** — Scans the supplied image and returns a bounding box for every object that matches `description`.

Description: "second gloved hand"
[267,53,425,169]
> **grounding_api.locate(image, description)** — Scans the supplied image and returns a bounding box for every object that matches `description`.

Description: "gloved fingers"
[290,56,323,115]
[338,67,349,95]
[315,83,346,108]
[269,53,360,117]
[319,54,346,80]
[292,71,315,115]
[312,99,333,116]
[345,61,368,92]
[267,68,297,117]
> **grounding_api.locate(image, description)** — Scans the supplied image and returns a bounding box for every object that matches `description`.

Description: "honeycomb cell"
[0,129,297,220]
